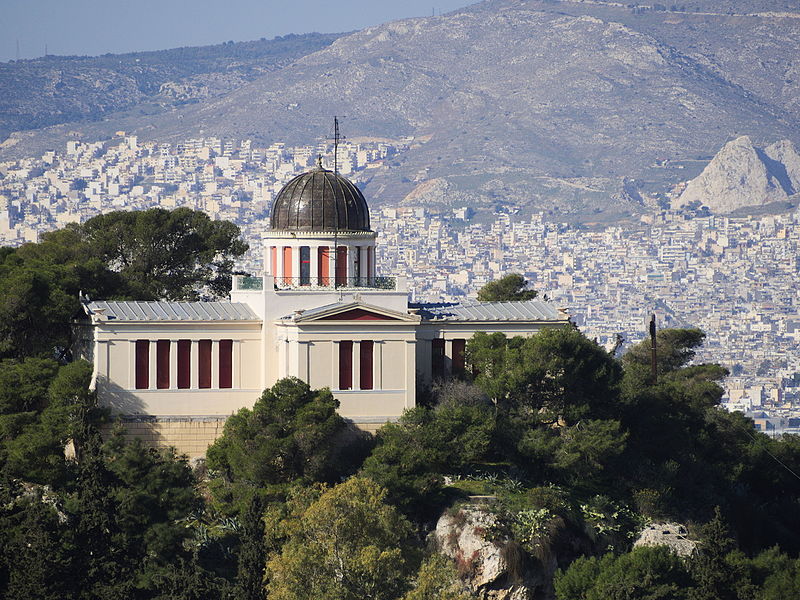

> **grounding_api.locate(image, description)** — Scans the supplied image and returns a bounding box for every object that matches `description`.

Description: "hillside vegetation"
[0,220,799,598]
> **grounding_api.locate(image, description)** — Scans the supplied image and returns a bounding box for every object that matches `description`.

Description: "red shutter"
[318,246,330,285]
[219,340,233,389]
[283,246,293,283]
[360,341,374,390]
[177,340,191,389]
[135,340,149,389]
[452,339,466,376]
[336,246,347,285]
[431,338,445,379]
[339,341,353,390]
[156,340,170,389]
[198,340,212,389]
[270,246,277,277]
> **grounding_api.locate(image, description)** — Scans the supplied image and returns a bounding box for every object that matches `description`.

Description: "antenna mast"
[334,116,340,175]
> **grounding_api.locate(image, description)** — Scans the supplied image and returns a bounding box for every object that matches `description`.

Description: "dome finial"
[316,154,324,169]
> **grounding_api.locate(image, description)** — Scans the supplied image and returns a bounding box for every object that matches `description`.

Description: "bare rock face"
[634,522,696,557]
[674,136,795,213]
[764,139,800,195]
[434,507,532,600]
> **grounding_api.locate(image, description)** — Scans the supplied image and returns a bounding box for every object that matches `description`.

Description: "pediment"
[291,302,420,324]
[319,308,400,321]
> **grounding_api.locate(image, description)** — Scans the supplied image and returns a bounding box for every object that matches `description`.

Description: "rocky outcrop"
[674,136,800,213]
[434,507,535,600]
[634,522,696,557]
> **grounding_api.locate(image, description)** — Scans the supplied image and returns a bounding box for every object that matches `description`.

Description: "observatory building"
[79,163,569,456]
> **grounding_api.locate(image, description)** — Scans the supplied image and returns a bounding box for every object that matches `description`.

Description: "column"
[375,340,383,390]
[359,246,369,284]
[211,340,219,389]
[276,246,285,283]
[169,339,178,389]
[353,340,361,390]
[190,340,199,389]
[404,340,416,409]
[128,340,137,389]
[292,244,301,286]
[328,248,337,285]
[148,340,157,390]
[233,340,242,388]
[331,341,340,390]
[310,245,319,285]
[348,244,356,280]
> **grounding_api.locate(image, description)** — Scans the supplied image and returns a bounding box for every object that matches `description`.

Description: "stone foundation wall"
[103,416,228,459]
[104,416,394,458]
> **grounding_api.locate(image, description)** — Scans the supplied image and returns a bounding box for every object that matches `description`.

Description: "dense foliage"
[0,207,246,360]
[0,217,798,597]
[476,273,538,302]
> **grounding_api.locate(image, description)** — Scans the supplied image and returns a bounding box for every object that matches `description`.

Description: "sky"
[2,0,477,62]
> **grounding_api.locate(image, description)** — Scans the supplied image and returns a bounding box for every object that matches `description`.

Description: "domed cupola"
[270,163,371,232]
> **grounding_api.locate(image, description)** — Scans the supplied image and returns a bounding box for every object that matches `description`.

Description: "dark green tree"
[78,207,248,299]
[477,273,538,302]
[361,403,494,517]
[688,507,745,600]
[206,377,346,509]
[232,495,267,600]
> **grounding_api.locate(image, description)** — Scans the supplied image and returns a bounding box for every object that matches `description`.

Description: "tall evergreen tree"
[233,495,267,600]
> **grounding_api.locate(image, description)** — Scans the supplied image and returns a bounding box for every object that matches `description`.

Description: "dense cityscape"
[2,134,799,434]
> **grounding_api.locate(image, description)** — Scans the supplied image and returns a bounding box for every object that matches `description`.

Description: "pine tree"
[233,495,267,600]
[688,507,747,600]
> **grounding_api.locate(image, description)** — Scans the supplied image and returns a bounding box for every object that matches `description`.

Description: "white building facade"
[80,165,570,456]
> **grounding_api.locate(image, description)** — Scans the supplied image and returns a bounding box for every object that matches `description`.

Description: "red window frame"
[452,339,466,376]
[339,341,353,390]
[198,340,212,389]
[177,340,191,389]
[156,340,170,389]
[360,341,374,390]
[219,340,233,389]
[135,340,149,389]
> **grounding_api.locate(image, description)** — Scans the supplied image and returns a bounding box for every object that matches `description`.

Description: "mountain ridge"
[2,0,799,220]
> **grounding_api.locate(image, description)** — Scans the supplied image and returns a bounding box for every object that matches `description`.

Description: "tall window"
[282,246,293,284]
[156,340,170,389]
[270,246,277,277]
[318,246,331,286]
[135,340,149,389]
[299,246,311,285]
[219,340,233,389]
[177,340,191,389]
[452,339,466,376]
[431,338,445,379]
[339,341,353,390]
[336,246,348,285]
[354,246,361,281]
[198,340,212,389]
[360,341,374,390]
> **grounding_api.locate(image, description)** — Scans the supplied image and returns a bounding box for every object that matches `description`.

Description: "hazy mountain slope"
[0,33,342,142]
[2,0,799,220]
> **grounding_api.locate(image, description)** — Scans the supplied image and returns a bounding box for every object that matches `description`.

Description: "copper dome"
[269,166,371,232]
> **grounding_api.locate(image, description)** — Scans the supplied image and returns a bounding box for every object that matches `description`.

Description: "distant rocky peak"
[675,136,798,213]
[763,139,800,195]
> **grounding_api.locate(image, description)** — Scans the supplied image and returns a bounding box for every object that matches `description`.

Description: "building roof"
[270,165,371,232]
[413,300,569,322]
[85,300,259,322]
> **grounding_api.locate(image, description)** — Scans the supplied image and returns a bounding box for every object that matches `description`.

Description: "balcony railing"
[274,276,397,291]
